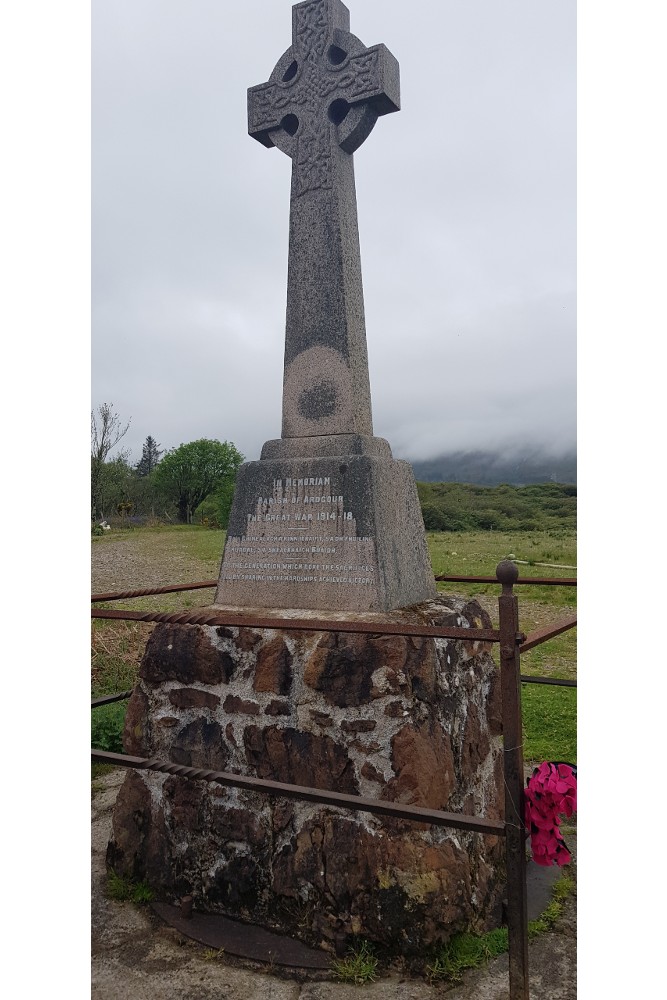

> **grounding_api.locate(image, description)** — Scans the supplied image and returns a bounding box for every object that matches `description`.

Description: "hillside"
[417,481,576,532]
[410,450,576,486]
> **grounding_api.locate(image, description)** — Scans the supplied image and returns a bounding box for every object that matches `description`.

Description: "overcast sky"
[92,0,575,466]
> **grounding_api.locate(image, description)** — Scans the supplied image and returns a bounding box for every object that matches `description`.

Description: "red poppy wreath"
[524,761,577,867]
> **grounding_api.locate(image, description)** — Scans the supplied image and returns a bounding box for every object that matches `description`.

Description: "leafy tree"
[154,439,243,524]
[95,456,135,521]
[135,436,163,477]
[91,402,130,518]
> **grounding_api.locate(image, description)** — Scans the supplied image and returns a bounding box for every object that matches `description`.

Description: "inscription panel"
[218,472,378,608]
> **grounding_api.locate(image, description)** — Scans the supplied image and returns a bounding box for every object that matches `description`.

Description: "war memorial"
[108,0,505,957]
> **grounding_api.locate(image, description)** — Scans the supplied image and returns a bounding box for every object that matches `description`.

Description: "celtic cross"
[248,0,400,445]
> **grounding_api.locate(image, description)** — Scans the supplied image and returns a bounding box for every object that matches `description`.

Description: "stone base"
[214,448,435,612]
[260,434,392,460]
[108,596,505,955]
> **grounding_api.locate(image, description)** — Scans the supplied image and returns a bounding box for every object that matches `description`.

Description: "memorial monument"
[109,0,504,957]
[215,0,435,612]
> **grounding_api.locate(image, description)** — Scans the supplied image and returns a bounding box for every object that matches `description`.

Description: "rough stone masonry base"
[108,595,505,955]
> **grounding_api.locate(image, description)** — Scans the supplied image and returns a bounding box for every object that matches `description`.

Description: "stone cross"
[216,1,433,612]
[248,0,400,444]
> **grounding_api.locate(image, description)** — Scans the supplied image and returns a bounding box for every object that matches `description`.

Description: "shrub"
[91,702,126,754]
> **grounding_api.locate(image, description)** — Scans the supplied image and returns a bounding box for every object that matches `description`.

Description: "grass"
[91,621,148,755]
[527,872,575,937]
[106,870,154,904]
[202,948,226,961]
[522,685,577,764]
[426,928,509,983]
[92,525,576,766]
[425,871,575,983]
[331,940,379,984]
[429,529,577,610]
[521,631,577,682]
[91,701,127,754]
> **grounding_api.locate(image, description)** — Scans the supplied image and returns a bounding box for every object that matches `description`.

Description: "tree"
[95,456,136,520]
[154,439,244,524]
[91,402,130,518]
[135,435,163,477]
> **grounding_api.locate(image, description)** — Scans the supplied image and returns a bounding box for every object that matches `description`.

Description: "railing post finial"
[496,559,519,595]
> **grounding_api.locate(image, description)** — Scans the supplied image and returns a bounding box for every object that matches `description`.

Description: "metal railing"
[92,561,577,1000]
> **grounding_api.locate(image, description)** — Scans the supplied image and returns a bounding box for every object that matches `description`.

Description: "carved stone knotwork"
[248,0,399,196]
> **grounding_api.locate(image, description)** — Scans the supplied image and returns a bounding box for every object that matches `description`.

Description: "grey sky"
[92,0,575,466]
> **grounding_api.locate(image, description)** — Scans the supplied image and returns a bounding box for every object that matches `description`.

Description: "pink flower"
[524,762,576,867]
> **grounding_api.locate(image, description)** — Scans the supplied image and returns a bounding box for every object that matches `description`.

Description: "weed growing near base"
[91,701,127,754]
[426,928,508,983]
[527,872,575,937]
[202,948,226,961]
[426,871,575,983]
[331,940,378,984]
[106,870,154,904]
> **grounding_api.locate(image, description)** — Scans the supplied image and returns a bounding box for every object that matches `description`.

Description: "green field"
[92,525,576,765]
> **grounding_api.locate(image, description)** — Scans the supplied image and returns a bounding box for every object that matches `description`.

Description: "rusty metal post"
[497,559,530,1000]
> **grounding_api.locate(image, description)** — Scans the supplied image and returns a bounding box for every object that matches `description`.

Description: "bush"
[193,495,222,528]
[416,482,576,533]
[91,702,126,754]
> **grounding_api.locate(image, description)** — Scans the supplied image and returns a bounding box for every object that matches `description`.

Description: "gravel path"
[92,534,219,594]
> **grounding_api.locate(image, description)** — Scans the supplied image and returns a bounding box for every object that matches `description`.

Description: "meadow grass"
[429,529,577,609]
[92,526,576,765]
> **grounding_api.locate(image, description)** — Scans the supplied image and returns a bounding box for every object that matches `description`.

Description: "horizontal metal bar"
[91,690,134,707]
[91,607,501,643]
[92,573,578,604]
[519,614,577,652]
[90,749,506,836]
[435,574,577,587]
[520,675,577,688]
[91,581,218,603]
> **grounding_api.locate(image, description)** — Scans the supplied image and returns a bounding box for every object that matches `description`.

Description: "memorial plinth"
[108,596,505,954]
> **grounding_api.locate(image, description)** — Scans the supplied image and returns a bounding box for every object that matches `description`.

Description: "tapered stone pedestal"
[215,436,435,612]
[108,595,505,955]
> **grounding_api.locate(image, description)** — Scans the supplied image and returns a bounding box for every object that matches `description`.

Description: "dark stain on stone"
[309,710,334,726]
[265,699,292,716]
[341,719,377,733]
[223,695,261,715]
[169,718,228,770]
[244,725,358,793]
[168,687,220,711]
[163,773,208,829]
[141,624,236,686]
[360,761,384,783]
[123,685,149,755]
[213,854,263,911]
[297,379,338,420]
[253,637,293,696]
[211,806,266,848]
